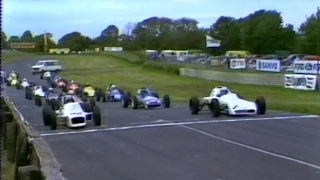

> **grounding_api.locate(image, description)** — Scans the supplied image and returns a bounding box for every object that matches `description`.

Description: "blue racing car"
[97,84,130,102]
[122,87,170,109]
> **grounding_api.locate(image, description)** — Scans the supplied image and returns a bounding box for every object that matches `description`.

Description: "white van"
[31,60,62,74]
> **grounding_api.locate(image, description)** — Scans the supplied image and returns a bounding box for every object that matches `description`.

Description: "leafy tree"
[95,25,119,47]
[298,7,320,55]
[58,32,92,51]
[33,32,57,52]
[1,31,8,49]
[20,30,33,41]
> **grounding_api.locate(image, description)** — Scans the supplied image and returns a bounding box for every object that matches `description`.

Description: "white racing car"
[189,86,266,117]
[42,94,101,130]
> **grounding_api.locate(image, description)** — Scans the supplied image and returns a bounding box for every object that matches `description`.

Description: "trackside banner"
[293,60,320,74]
[256,59,281,72]
[230,59,246,69]
[284,74,318,90]
[104,47,123,51]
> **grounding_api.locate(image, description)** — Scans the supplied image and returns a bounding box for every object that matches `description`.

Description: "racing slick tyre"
[255,96,266,115]
[49,99,59,110]
[42,106,53,126]
[122,95,130,108]
[163,94,170,108]
[89,98,96,107]
[6,80,10,86]
[131,96,139,109]
[126,91,132,98]
[35,95,42,106]
[210,99,220,117]
[92,106,101,126]
[101,92,106,102]
[189,97,200,115]
[15,82,22,89]
[80,103,92,113]
[25,89,30,99]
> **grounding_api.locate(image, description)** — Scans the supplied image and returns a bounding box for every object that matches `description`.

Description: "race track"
[3,58,320,180]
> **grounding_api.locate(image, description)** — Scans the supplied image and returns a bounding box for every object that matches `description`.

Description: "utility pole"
[43,31,48,52]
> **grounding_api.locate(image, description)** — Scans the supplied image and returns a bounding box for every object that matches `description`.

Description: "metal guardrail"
[179,68,286,86]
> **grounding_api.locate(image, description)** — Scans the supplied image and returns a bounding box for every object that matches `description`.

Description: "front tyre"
[210,99,220,117]
[189,96,200,115]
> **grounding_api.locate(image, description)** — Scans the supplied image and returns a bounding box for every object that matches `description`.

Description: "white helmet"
[110,84,116,89]
[71,80,74,83]
[49,87,53,91]
[22,78,27,81]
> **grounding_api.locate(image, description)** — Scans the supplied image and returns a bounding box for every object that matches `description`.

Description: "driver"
[137,87,148,97]
[64,94,75,104]
[218,87,229,96]
[9,70,17,79]
[107,84,116,92]
[43,71,51,78]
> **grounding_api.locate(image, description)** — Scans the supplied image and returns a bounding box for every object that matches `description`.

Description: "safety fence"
[179,68,320,91]
[1,96,67,180]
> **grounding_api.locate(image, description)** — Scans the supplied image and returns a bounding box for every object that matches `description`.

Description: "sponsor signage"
[230,58,246,69]
[284,74,318,90]
[205,35,221,47]
[256,59,281,72]
[293,60,320,74]
[104,47,123,51]
[10,43,35,48]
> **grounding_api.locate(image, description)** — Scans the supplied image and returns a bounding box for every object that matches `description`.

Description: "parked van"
[31,60,62,74]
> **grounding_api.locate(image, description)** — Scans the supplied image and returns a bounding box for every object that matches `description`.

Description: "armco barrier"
[1,96,67,180]
[179,68,284,86]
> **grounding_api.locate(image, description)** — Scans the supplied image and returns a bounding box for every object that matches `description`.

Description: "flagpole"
[44,31,48,52]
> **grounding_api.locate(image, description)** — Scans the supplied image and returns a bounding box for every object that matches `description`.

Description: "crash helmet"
[70,80,74,83]
[22,78,27,81]
[219,87,229,96]
[11,70,15,73]
[110,84,116,89]
[48,87,54,91]
[67,89,75,94]
[85,83,90,87]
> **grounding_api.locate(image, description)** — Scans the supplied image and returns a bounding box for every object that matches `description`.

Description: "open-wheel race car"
[42,94,101,130]
[122,87,170,109]
[189,86,266,117]
[25,84,49,106]
[96,84,128,102]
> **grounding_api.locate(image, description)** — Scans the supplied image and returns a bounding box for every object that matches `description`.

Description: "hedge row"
[105,52,181,75]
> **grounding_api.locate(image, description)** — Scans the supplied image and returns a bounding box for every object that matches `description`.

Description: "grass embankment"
[3,51,320,114]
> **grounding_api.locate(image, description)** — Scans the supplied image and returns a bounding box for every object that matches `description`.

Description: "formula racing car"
[96,84,128,102]
[122,87,170,109]
[188,86,266,117]
[42,94,101,130]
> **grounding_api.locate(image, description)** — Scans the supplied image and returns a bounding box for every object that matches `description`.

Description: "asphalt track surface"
[3,58,320,180]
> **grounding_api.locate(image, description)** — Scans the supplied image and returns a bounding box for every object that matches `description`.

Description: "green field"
[3,51,320,114]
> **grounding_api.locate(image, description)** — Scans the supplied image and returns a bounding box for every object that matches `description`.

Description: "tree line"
[1,8,320,55]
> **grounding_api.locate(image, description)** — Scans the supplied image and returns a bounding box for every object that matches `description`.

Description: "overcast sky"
[2,0,318,41]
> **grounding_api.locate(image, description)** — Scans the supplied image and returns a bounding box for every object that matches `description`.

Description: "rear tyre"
[131,96,138,109]
[122,95,129,108]
[92,106,101,126]
[42,106,51,126]
[255,96,266,115]
[189,96,200,115]
[163,94,170,108]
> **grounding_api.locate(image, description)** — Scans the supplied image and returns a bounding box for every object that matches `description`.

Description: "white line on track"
[178,124,320,170]
[39,115,319,137]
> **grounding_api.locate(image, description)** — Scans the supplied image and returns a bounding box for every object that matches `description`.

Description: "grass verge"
[2,151,15,180]
[4,51,320,114]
